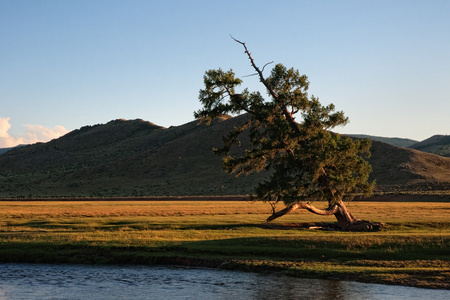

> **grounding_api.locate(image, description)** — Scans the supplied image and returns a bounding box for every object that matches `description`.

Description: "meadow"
[0,200,448,289]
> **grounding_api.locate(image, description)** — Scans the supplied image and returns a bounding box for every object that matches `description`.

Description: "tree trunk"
[265,200,383,232]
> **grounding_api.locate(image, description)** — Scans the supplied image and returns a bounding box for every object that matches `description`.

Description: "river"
[0,263,448,300]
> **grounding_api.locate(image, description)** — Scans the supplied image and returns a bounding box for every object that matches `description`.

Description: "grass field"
[0,200,448,289]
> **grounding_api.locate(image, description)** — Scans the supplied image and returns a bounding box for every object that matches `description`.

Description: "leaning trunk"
[333,200,359,228]
[266,200,383,232]
[334,201,383,231]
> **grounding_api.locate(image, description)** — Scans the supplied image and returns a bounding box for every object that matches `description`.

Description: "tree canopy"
[195,39,376,228]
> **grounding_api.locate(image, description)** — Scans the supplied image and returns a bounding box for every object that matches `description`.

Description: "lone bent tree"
[195,38,382,231]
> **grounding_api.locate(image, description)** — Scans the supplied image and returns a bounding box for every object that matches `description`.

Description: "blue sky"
[1,0,449,147]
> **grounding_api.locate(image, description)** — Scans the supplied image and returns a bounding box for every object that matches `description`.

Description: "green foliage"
[195,46,375,206]
[436,145,450,157]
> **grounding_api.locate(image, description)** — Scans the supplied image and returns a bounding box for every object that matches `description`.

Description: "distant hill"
[0,145,25,155]
[368,140,450,190]
[0,147,13,155]
[0,116,449,198]
[409,135,450,157]
[347,134,418,148]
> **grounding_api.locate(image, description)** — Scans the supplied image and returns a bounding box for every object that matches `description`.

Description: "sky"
[1,0,449,148]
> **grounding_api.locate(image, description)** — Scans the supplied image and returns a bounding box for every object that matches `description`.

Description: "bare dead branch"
[230,35,301,135]
[241,73,259,78]
[261,61,274,72]
[230,36,276,96]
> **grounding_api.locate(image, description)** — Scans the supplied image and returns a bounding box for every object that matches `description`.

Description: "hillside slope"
[409,135,450,157]
[0,116,449,198]
[0,147,14,155]
[348,134,418,148]
[369,140,450,190]
[0,116,262,197]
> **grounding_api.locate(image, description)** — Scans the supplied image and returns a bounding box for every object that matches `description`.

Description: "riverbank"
[0,200,448,289]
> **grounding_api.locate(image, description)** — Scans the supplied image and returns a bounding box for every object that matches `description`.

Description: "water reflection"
[0,263,448,300]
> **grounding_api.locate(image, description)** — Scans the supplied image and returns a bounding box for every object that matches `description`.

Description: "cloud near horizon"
[0,117,68,148]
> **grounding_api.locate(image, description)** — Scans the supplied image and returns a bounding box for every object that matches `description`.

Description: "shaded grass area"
[0,201,449,289]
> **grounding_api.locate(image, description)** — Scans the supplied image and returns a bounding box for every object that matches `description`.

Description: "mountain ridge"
[408,135,450,157]
[347,134,418,148]
[0,116,449,198]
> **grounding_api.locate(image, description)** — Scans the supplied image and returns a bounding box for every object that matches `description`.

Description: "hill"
[0,116,263,198]
[408,135,450,157]
[0,145,25,155]
[0,116,449,198]
[368,140,450,191]
[0,147,14,155]
[347,134,418,148]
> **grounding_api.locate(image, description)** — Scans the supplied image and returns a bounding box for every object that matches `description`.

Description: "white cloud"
[0,117,68,148]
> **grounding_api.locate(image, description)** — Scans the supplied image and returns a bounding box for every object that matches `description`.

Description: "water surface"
[0,264,448,300]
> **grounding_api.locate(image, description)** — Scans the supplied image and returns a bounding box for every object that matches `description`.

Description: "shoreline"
[0,245,448,290]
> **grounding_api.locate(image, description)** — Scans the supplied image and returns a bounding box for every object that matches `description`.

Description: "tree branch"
[302,202,340,215]
[230,35,301,135]
[230,35,278,98]
[265,202,340,223]
[261,61,274,72]
[241,73,259,78]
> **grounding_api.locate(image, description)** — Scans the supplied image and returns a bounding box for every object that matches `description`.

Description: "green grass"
[0,200,448,289]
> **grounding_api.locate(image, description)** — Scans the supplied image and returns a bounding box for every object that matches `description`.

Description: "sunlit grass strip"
[0,201,449,221]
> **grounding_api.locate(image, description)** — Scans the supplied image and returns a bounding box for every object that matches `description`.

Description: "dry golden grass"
[0,200,448,224]
[0,200,270,218]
